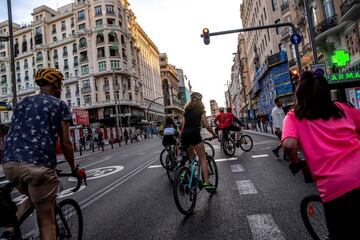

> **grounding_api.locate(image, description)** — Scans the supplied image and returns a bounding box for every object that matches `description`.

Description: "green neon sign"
[328,71,360,83]
[331,50,350,68]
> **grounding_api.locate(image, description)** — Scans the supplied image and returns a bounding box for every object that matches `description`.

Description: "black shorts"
[162,135,177,146]
[181,127,202,148]
[223,125,240,133]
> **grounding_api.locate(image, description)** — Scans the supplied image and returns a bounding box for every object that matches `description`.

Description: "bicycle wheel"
[173,167,197,215]
[204,141,215,158]
[56,198,83,240]
[300,195,328,240]
[159,148,167,169]
[205,155,218,194]
[222,139,236,156]
[239,134,253,152]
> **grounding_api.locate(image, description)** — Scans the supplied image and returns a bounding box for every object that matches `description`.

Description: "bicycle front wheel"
[173,167,197,215]
[300,195,328,240]
[159,148,167,169]
[222,139,236,156]
[205,155,218,194]
[239,135,253,152]
[56,198,83,240]
[204,141,215,158]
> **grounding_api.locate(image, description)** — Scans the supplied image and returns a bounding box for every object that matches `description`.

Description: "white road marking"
[260,147,272,150]
[254,140,277,146]
[247,214,286,240]
[215,157,237,162]
[83,156,112,168]
[252,154,269,158]
[138,153,146,155]
[236,180,258,195]
[68,166,124,181]
[230,164,245,172]
[0,180,9,185]
[148,165,163,169]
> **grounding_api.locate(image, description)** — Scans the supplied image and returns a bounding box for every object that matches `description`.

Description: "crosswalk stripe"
[148,165,163,169]
[236,180,258,195]
[215,157,237,162]
[252,154,269,158]
[247,214,286,240]
[230,164,244,172]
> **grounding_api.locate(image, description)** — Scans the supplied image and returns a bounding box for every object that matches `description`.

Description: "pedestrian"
[282,71,360,239]
[271,97,285,158]
[79,135,85,150]
[124,129,129,145]
[98,130,104,150]
[129,129,134,143]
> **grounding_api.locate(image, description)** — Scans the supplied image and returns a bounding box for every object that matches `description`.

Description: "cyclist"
[271,97,285,158]
[2,68,83,240]
[214,107,226,139]
[180,92,217,190]
[222,107,243,146]
[162,116,180,147]
[282,71,360,239]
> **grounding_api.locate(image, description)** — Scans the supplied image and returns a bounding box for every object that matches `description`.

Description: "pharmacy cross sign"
[331,50,350,68]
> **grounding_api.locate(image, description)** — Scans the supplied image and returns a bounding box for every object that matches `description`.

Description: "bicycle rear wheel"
[173,167,197,216]
[159,148,167,169]
[300,195,328,240]
[222,139,236,156]
[239,134,253,152]
[56,198,83,240]
[204,141,215,158]
[205,155,218,194]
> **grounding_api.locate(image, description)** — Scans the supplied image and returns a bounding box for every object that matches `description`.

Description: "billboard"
[74,109,89,125]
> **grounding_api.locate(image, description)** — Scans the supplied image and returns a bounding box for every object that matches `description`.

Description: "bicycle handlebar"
[56,168,87,192]
[288,160,314,183]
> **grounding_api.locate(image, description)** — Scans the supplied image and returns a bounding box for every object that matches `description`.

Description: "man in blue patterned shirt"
[2,68,80,240]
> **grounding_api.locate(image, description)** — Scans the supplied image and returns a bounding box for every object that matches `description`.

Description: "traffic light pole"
[7,0,17,107]
[201,23,302,73]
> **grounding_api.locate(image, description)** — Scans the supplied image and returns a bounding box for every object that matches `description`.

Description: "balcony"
[340,0,360,20]
[81,86,92,94]
[314,15,338,36]
[280,2,289,12]
[103,85,110,91]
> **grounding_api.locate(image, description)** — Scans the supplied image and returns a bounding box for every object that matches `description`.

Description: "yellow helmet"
[35,68,64,86]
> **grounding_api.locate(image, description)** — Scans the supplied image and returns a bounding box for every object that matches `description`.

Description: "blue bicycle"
[173,151,218,215]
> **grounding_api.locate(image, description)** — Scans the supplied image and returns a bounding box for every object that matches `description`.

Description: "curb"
[243,130,278,139]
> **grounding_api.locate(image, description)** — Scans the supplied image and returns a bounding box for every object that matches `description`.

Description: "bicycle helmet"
[191,92,202,101]
[219,107,224,112]
[35,68,64,86]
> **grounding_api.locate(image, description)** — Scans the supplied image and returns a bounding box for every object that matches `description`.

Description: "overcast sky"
[0,0,243,113]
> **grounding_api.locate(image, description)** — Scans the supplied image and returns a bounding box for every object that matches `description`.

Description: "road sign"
[290,33,302,45]
[312,63,327,76]
[0,36,9,42]
[0,101,11,111]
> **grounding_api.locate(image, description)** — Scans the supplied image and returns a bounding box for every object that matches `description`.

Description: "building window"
[106,5,115,15]
[110,60,120,69]
[79,38,87,48]
[98,61,106,71]
[52,36,57,43]
[71,17,74,28]
[272,0,278,11]
[25,71,29,81]
[16,61,20,71]
[77,97,80,105]
[73,43,77,53]
[36,52,43,62]
[84,94,91,105]
[80,51,88,63]
[24,59,28,69]
[67,99,71,107]
[345,28,360,56]
[97,47,105,58]
[53,49,58,59]
[105,92,110,102]
[16,73,21,83]
[78,10,85,21]
[61,21,66,31]
[63,46,68,57]
[78,23,86,31]
[275,19,280,34]
[54,62,59,69]
[95,6,102,16]
[108,32,117,42]
[96,19,103,27]
[81,65,89,75]
[74,56,79,66]
[62,33,66,40]
[0,64,5,73]
[82,79,90,89]
[1,87,7,95]
[96,33,105,44]
[109,47,119,57]
[107,18,115,26]
[128,92,132,101]
[64,59,69,70]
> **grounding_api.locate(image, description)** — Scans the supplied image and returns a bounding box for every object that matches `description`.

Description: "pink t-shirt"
[282,102,360,202]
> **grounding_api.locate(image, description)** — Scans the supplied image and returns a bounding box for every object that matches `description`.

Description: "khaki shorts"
[3,162,59,204]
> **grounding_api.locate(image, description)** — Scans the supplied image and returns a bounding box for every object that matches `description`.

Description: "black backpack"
[0,183,17,227]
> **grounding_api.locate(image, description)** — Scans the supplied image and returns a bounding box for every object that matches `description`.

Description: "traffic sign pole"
[7,0,17,108]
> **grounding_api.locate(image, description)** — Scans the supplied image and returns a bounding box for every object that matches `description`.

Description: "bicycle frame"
[188,156,202,190]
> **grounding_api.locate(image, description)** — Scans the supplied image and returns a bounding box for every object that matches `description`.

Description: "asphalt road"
[6,132,319,240]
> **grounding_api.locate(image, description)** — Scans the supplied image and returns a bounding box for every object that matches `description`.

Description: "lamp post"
[303,0,319,64]
[7,0,17,107]
[112,68,121,146]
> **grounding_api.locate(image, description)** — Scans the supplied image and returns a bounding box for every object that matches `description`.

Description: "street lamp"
[6,0,17,107]
[112,68,121,146]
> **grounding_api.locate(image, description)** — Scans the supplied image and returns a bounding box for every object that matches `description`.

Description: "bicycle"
[222,128,253,156]
[289,161,329,240]
[173,147,218,215]
[166,137,215,184]
[0,169,87,240]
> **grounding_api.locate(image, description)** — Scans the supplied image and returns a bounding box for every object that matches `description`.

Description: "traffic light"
[202,28,210,45]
